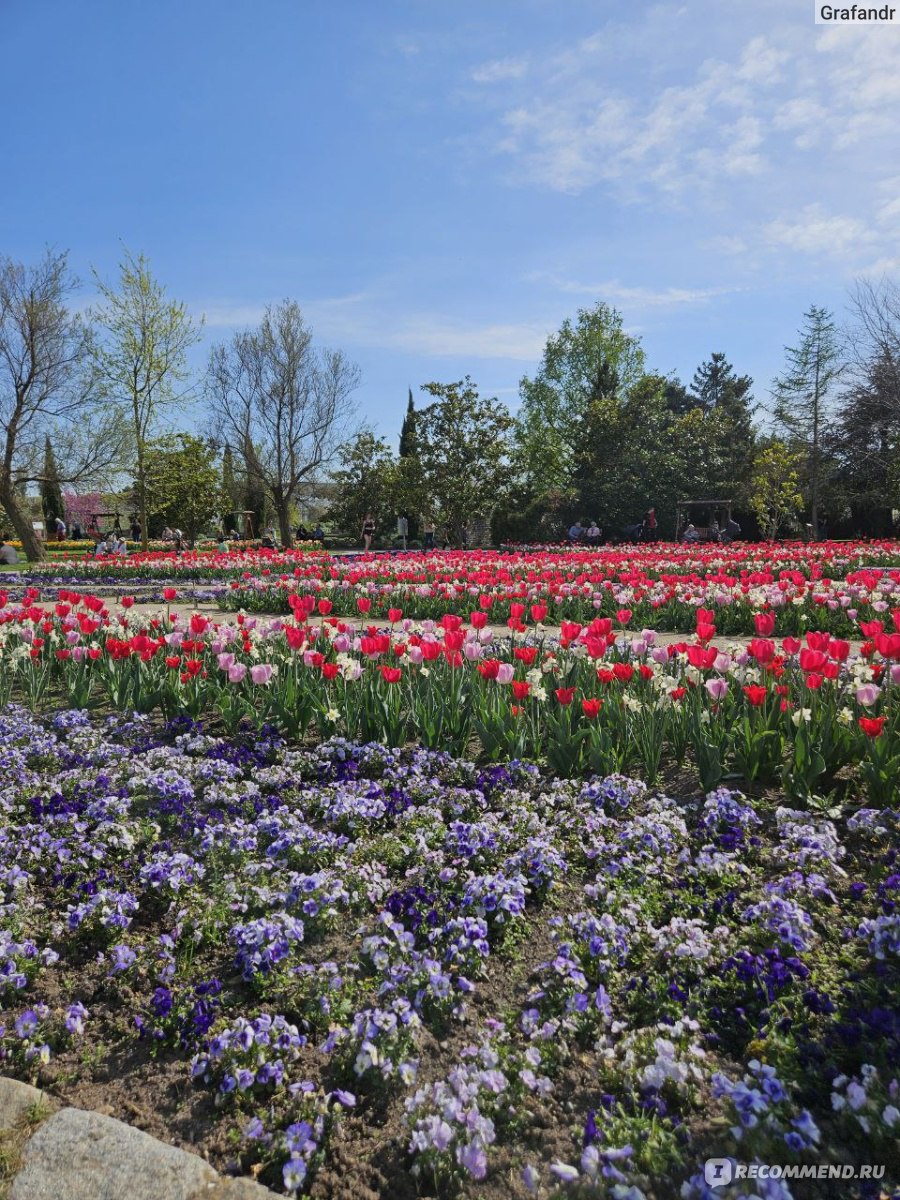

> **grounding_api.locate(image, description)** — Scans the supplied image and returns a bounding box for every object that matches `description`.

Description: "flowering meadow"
[2,545,900,1197]
[3,704,900,1199]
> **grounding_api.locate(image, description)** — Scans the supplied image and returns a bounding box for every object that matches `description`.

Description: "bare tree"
[0,250,126,561]
[205,301,359,547]
[846,278,900,411]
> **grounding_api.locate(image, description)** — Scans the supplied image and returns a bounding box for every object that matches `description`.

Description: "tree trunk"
[0,485,47,562]
[276,502,293,549]
[137,442,149,552]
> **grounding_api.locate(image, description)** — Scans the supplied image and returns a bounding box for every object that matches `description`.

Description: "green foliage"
[327,432,397,537]
[515,302,646,505]
[90,249,201,547]
[399,389,417,458]
[773,305,845,534]
[142,433,221,546]
[749,438,804,541]
[417,377,514,544]
[40,437,65,526]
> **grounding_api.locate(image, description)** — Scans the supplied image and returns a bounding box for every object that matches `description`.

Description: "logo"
[704,1159,734,1188]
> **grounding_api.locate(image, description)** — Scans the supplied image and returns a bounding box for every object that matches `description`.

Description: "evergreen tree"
[40,436,65,529]
[773,306,845,537]
[242,440,268,539]
[688,353,756,504]
[399,389,417,458]
[221,443,240,530]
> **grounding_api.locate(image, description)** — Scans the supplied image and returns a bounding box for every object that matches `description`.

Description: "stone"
[11,1107,219,1200]
[0,1078,48,1132]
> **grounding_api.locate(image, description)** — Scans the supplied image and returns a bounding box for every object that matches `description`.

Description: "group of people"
[681,516,742,544]
[567,519,604,545]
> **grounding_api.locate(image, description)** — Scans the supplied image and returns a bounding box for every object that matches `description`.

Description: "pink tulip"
[705,678,728,701]
[496,663,515,685]
[891,664,900,686]
[856,684,881,707]
[407,645,424,665]
[463,640,483,661]
[631,639,647,656]
[651,647,669,665]
[333,634,350,653]
[713,653,732,672]
[641,629,657,646]
[227,663,247,683]
[66,630,80,645]
[217,653,235,671]
[250,664,273,685]
[72,646,86,662]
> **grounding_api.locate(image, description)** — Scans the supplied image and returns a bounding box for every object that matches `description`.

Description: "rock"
[11,1107,221,1200]
[0,1078,48,1132]
[205,1180,279,1199]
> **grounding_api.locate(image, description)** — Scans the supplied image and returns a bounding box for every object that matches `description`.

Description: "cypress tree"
[40,437,65,529]
[399,389,417,458]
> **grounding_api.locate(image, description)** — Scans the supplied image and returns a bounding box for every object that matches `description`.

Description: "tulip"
[217,653,235,671]
[227,664,247,683]
[407,645,424,665]
[496,663,515,685]
[581,697,602,718]
[705,678,728,701]
[163,588,177,602]
[856,684,881,707]
[463,640,483,661]
[250,664,273,685]
[859,716,886,738]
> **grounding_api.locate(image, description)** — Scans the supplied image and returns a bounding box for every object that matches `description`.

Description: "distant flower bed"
[1,707,899,1194]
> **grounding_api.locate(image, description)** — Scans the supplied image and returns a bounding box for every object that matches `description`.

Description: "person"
[724,517,742,542]
[71,520,83,541]
[586,520,601,546]
[568,520,584,543]
[708,518,720,543]
[54,516,66,541]
[644,508,657,540]
[312,524,324,544]
[396,514,409,551]
[111,534,128,556]
[261,528,276,550]
[227,528,239,540]
[423,518,435,550]
[683,522,700,543]
[0,539,19,564]
[217,535,229,552]
[161,526,174,542]
[173,528,184,552]
[94,537,109,557]
[296,523,309,542]
[361,513,375,551]
[130,518,141,541]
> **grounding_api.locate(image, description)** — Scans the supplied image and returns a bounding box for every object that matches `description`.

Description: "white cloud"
[763,205,874,257]
[529,273,734,307]
[471,57,528,84]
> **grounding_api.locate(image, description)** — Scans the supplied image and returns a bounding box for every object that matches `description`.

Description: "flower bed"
[0,590,897,800]
[2,707,899,1196]
[26,542,900,637]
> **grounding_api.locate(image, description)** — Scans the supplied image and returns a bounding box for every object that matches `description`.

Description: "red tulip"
[511,679,531,699]
[163,588,177,602]
[859,716,886,738]
[743,685,767,706]
[581,697,603,718]
[555,686,575,705]
[616,609,632,626]
[470,611,488,629]
[388,608,403,623]
[317,599,333,616]
[754,611,776,636]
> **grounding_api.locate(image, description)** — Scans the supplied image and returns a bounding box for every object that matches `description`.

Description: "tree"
[0,251,123,561]
[142,434,221,547]
[688,353,756,502]
[417,377,514,544]
[40,437,65,529]
[515,303,646,506]
[773,306,844,537]
[206,301,360,548]
[399,388,417,458]
[90,249,201,550]
[327,432,396,537]
[221,443,241,531]
[750,440,804,541]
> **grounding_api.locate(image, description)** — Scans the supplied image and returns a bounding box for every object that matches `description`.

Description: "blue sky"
[2,0,897,442]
